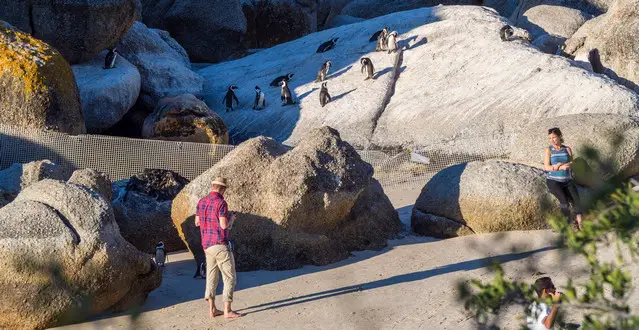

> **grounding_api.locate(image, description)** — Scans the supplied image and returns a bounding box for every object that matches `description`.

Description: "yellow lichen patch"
[0,23,72,100]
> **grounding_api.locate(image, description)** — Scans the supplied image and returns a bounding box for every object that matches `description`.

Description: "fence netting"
[0,125,510,187]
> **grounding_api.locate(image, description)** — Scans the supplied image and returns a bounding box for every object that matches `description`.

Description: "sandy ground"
[52,185,630,330]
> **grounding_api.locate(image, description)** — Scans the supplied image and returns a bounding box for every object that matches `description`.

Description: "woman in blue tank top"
[543,127,583,230]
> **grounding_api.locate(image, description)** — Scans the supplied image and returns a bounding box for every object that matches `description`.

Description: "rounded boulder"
[0,24,85,134]
[72,51,141,133]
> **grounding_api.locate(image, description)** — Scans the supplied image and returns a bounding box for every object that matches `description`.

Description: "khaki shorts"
[204,244,237,302]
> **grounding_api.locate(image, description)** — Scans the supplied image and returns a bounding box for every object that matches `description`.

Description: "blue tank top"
[547,145,571,182]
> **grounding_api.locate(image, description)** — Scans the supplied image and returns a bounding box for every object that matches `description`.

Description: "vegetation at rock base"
[458,134,639,329]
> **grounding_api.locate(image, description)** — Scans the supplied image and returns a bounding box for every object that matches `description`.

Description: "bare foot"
[210,309,223,318]
[224,311,243,319]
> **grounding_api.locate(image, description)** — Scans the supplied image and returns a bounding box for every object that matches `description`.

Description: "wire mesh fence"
[0,125,510,187]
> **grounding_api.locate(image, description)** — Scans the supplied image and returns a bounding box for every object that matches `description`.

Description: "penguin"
[386,31,399,54]
[555,43,566,57]
[588,48,605,74]
[253,85,266,110]
[280,79,296,106]
[500,25,514,42]
[315,61,332,82]
[193,260,207,279]
[360,57,375,80]
[104,47,118,69]
[154,241,166,267]
[270,73,294,87]
[223,85,239,112]
[316,37,338,53]
[376,27,389,51]
[319,82,331,107]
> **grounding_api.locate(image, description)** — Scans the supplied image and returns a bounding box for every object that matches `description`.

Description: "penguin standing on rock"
[360,57,375,80]
[280,80,296,106]
[270,73,294,87]
[319,82,331,107]
[154,241,166,267]
[104,47,118,69]
[223,85,239,112]
[376,27,389,51]
[500,25,514,41]
[316,61,332,82]
[253,86,266,110]
[316,38,338,53]
[386,31,398,54]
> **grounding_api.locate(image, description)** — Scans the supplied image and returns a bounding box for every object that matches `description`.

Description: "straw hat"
[211,177,228,187]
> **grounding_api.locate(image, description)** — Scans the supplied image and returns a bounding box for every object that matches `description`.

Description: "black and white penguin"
[280,79,295,106]
[270,73,294,87]
[376,27,389,51]
[316,61,332,82]
[316,37,339,53]
[104,47,118,69]
[370,26,389,42]
[588,48,605,74]
[253,85,266,110]
[155,241,166,267]
[319,82,331,107]
[360,57,375,80]
[386,31,399,54]
[223,85,239,112]
[500,25,514,42]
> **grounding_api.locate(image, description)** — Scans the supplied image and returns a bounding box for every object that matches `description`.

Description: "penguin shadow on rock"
[330,88,357,102]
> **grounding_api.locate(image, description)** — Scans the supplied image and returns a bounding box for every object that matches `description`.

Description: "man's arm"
[543,292,562,329]
[542,305,559,329]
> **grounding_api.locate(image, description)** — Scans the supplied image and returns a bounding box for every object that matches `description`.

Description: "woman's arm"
[544,148,557,171]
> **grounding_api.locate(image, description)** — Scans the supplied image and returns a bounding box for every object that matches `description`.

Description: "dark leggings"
[546,179,582,222]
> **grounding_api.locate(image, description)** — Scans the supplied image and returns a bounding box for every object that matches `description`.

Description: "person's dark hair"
[534,277,555,297]
[548,127,564,143]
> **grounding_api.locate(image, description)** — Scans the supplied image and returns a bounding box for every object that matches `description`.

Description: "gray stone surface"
[68,168,113,202]
[517,5,591,40]
[140,0,247,63]
[118,22,204,111]
[0,0,137,64]
[565,0,639,93]
[0,160,71,197]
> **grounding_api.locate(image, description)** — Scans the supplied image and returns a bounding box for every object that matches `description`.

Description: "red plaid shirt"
[196,192,229,249]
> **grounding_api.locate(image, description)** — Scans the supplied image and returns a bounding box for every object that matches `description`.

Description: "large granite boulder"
[140,0,247,63]
[199,6,639,154]
[565,0,639,93]
[509,114,639,180]
[242,0,313,49]
[0,0,137,64]
[113,169,188,254]
[517,5,591,40]
[0,160,71,202]
[172,127,401,271]
[117,22,204,111]
[411,160,557,238]
[0,180,161,329]
[72,51,142,133]
[142,94,229,144]
[0,24,85,135]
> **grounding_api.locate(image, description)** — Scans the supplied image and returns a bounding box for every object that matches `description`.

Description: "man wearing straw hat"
[195,177,242,319]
